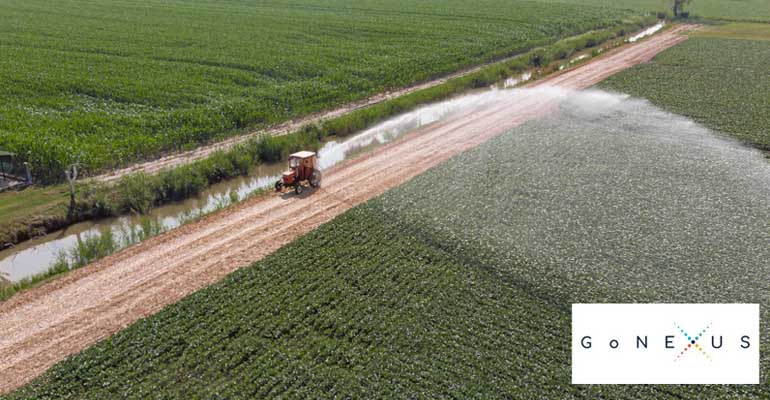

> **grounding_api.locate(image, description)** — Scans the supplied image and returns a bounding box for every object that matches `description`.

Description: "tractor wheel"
[274,180,283,192]
[310,169,322,188]
[294,183,303,195]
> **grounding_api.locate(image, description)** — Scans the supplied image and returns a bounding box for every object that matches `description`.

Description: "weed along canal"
[0,85,519,284]
[4,85,770,293]
[0,163,286,283]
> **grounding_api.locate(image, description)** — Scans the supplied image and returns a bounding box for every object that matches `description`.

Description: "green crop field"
[539,0,770,22]
[601,25,770,151]
[0,0,639,182]
[8,92,770,398]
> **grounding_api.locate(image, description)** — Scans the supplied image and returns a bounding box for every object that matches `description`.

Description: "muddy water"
[0,163,286,282]
[0,85,523,283]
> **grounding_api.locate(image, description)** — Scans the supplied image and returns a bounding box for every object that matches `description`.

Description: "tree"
[673,0,692,17]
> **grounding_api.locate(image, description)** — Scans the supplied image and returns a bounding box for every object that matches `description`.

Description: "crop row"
[0,0,639,182]
[9,101,770,397]
[600,37,770,151]
[4,203,584,398]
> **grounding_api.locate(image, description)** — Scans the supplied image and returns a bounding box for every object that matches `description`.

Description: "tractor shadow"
[277,186,319,201]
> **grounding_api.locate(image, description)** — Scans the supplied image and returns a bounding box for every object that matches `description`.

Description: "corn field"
[0,0,638,182]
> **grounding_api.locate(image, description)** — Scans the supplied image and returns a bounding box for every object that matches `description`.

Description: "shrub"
[112,173,157,214]
[156,166,208,201]
[255,136,285,162]
[228,147,254,176]
[70,229,117,267]
[528,49,552,67]
[553,45,574,60]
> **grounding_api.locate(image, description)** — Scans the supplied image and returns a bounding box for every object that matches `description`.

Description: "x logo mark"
[674,322,712,362]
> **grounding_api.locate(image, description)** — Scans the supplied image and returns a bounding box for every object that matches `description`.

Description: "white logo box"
[572,304,759,384]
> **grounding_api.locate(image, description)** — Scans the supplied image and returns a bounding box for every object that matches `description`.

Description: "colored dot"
[685,347,688,351]
[687,336,692,340]
[688,344,691,348]
[691,340,695,344]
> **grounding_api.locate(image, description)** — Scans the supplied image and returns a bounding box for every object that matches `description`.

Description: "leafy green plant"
[601,37,770,151]
[0,0,641,182]
[112,173,157,214]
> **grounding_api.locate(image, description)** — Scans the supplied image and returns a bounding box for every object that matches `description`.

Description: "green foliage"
[112,173,157,214]
[70,229,117,267]
[254,132,322,164]
[0,0,639,182]
[529,49,553,67]
[156,165,208,202]
[672,0,693,17]
[536,0,770,22]
[228,189,240,205]
[601,37,770,150]
[312,15,653,141]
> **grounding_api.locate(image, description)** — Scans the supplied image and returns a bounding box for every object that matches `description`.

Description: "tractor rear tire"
[275,180,283,192]
[310,169,322,188]
[294,183,303,195]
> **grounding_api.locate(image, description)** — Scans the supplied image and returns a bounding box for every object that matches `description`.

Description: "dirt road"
[0,25,694,393]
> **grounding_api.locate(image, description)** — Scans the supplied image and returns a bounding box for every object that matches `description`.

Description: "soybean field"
[601,25,770,151]
[8,91,770,399]
[0,0,638,181]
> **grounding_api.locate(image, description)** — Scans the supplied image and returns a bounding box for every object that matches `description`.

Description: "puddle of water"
[503,72,532,89]
[627,22,664,43]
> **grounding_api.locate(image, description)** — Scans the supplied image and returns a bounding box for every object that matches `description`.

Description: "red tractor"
[275,151,322,195]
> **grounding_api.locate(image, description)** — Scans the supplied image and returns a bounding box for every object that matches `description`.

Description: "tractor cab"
[275,151,322,195]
